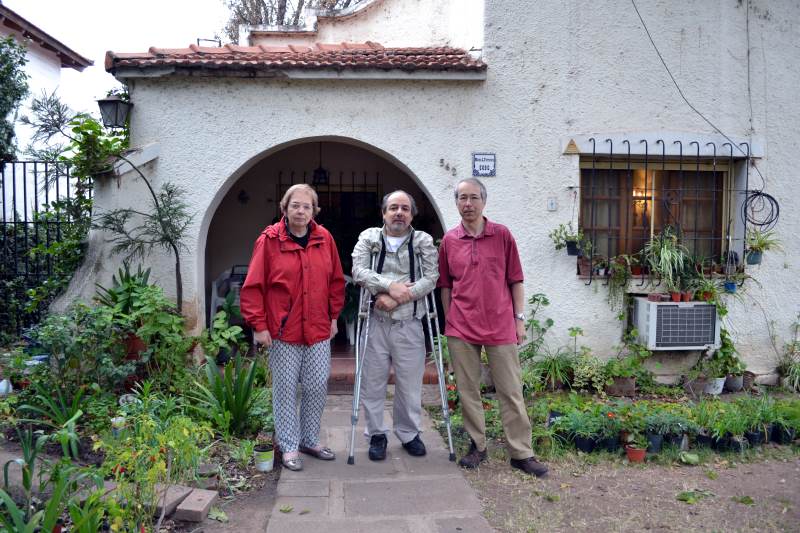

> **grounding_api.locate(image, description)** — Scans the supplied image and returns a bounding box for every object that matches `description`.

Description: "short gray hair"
[381,190,418,216]
[280,184,321,216]
[454,178,487,202]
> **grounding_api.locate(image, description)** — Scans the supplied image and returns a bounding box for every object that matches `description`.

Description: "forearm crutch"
[418,262,456,461]
[347,254,375,465]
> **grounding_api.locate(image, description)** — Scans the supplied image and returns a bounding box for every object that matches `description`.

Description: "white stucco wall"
[1,28,62,153]
[245,0,484,51]
[68,0,800,378]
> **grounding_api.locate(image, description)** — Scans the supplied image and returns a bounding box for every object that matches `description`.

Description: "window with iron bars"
[579,158,733,263]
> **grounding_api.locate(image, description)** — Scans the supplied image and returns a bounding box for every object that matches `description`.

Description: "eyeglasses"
[288,202,313,211]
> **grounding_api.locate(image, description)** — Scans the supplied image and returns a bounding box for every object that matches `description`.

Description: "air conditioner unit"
[633,297,721,351]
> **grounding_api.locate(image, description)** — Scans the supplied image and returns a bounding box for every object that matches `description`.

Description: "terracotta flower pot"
[625,445,646,463]
[124,333,147,361]
[670,292,682,302]
[681,291,693,302]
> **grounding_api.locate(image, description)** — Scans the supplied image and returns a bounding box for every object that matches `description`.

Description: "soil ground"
[457,439,800,532]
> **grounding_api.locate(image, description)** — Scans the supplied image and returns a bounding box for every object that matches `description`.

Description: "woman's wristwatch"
[514,312,526,321]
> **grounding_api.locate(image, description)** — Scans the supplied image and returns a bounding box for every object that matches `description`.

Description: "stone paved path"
[265,393,494,533]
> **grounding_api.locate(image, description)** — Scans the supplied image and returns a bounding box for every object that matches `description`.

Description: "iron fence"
[1,160,81,336]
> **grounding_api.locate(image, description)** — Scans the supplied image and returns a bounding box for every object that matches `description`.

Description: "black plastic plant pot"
[712,434,730,452]
[566,240,580,256]
[554,431,571,445]
[597,436,620,453]
[728,436,748,453]
[695,433,714,448]
[646,432,663,453]
[547,410,563,427]
[215,349,232,365]
[771,425,796,445]
[574,435,596,453]
[744,427,768,447]
[664,433,684,448]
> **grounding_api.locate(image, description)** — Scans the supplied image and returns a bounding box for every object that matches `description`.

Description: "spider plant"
[644,228,689,293]
[529,348,574,391]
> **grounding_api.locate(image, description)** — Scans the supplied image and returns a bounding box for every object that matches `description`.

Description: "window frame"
[578,158,733,262]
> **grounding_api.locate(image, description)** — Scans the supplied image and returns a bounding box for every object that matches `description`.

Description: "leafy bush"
[571,350,606,395]
[200,310,244,359]
[26,304,134,392]
[248,387,274,435]
[190,354,260,437]
[552,409,601,439]
[97,412,211,532]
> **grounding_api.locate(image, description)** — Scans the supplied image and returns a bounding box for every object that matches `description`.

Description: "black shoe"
[458,439,487,469]
[402,434,427,456]
[369,434,388,461]
[510,457,548,477]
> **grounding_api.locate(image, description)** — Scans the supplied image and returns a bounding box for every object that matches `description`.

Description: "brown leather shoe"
[458,440,487,469]
[510,457,548,477]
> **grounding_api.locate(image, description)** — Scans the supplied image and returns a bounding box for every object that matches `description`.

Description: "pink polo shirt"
[437,218,524,345]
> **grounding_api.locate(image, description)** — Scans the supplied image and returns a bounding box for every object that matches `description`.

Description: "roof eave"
[282,68,486,80]
[110,66,487,81]
[0,5,93,71]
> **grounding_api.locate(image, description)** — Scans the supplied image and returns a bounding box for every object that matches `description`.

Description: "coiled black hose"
[741,190,780,232]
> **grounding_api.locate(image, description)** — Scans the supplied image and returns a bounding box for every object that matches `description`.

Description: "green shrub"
[190,354,259,437]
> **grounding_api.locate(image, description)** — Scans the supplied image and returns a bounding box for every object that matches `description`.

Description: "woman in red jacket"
[240,184,345,471]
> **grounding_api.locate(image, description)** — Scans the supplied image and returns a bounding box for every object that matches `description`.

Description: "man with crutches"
[350,190,439,462]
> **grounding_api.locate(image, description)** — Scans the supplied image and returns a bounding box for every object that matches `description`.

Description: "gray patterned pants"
[359,315,426,444]
[269,339,331,453]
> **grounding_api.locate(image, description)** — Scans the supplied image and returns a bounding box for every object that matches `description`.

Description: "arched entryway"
[202,138,445,368]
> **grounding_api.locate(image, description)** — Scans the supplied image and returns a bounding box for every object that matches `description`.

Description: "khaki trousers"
[448,336,533,459]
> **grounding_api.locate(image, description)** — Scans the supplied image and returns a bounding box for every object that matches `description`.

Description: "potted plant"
[603,355,639,396]
[745,228,782,265]
[619,402,648,462]
[716,329,745,392]
[555,410,600,453]
[694,273,718,302]
[644,227,688,301]
[596,405,622,452]
[691,399,722,448]
[643,409,671,453]
[530,348,574,391]
[660,409,696,449]
[701,357,727,396]
[549,222,585,256]
[711,404,748,452]
[607,258,632,311]
[738,395,775,447]
[254,436,275,472]
[772,400,799,444]
[678,261,700,302]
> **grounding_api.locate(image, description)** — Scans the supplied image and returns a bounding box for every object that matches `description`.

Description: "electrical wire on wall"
[630,0,781,235]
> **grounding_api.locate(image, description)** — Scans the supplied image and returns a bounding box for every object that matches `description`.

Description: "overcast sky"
[5,0,230,114]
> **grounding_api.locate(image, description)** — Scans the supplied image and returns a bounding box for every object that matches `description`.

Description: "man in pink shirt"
[437,178,547,477]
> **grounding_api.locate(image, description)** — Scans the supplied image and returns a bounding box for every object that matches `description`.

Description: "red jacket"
[240,218,345,345]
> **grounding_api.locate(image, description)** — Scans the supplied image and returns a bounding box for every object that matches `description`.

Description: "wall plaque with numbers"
[472,152,496,177]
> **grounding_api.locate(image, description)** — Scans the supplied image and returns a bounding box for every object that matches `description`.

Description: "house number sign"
[472,152,496,177]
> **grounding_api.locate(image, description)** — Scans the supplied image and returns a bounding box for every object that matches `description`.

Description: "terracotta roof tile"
[106,42,485,75]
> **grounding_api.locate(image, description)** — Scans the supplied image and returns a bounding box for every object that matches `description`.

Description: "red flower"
[607,412,616,419]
